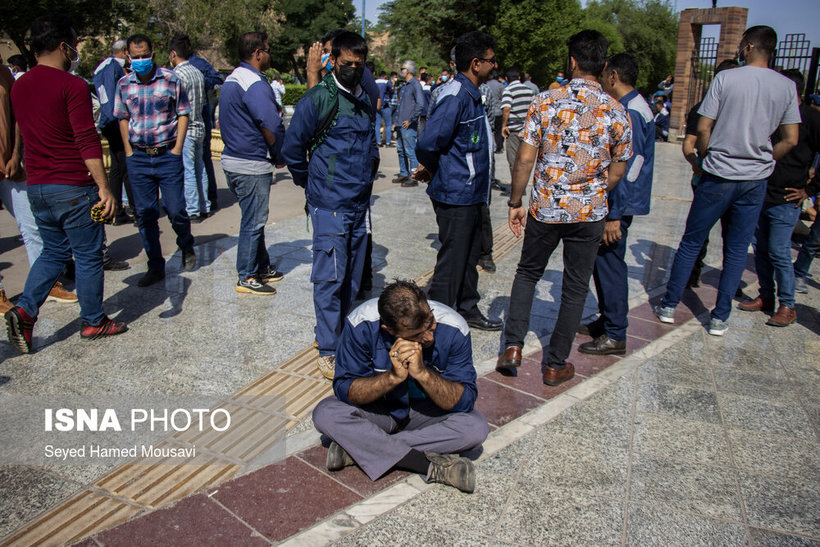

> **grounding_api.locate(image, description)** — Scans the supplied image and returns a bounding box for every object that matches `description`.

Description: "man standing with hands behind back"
[115,34,196,288]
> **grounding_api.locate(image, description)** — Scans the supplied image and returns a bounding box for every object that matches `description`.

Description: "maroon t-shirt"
[11,64,102,186]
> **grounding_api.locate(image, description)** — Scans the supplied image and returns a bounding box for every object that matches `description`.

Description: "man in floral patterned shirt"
[496,30,632,387]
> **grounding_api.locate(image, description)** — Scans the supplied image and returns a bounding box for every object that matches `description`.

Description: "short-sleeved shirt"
[114,66,192,147]
[501,80,535,132]
[173,60,205,138]
[521,79,632,224]
[698,66,801,180]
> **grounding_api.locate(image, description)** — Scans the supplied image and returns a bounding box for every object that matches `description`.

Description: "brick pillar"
[669,7,748,138]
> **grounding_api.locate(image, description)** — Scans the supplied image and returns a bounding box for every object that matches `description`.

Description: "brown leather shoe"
[766,305,796,327]
[737,295,775,313]
[543,362,575,386]
[496,346,522,371]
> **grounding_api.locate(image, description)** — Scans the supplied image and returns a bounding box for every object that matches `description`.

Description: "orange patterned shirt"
[521,79,632,223]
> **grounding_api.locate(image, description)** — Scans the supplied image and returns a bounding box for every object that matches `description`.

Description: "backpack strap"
[308,75,340,159]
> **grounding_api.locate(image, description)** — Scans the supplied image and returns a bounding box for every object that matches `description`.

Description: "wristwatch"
[507,199,523,208]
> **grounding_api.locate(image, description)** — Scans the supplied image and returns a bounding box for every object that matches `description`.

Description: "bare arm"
[508,141,537,237]
[682,134,701,175]
[607,161,627,192]
[696,116,714,158]
[5,122,25,181]
[348,339,410,405]
[172,115,188,154]
[773,123,799,161]
[119,119,132,156]
[500,106,511,137]
[404,341,465,410]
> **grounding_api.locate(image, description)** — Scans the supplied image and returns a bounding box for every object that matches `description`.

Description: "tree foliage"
[0,0,132,67]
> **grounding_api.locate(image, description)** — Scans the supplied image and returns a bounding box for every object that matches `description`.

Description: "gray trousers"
[506,132,523,174]
[312,396,489,480]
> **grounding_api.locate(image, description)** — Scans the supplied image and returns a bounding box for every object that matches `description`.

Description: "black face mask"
[336,64,364,90]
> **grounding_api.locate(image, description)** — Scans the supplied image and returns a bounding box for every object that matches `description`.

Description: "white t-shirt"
[699,65,801,180]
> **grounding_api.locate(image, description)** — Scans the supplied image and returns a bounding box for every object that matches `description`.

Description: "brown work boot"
[46,281,78,303]
[543,362,575,386]
[737,295,774,313]
[424,452,475,493]
[766,305,796,327]
[0,289,12,314]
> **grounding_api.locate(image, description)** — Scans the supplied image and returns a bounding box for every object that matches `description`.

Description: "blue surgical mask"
[130,57,153,76]
[441,75,448,82]
[321,53,332,71]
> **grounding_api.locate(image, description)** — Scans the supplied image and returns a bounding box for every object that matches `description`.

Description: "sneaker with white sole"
[708,317,729,336]
[236,277,276,295]
[257,265,284,283]
[653,304,675,324]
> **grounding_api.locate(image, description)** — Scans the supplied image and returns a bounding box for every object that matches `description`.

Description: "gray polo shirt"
[699,66,801,180]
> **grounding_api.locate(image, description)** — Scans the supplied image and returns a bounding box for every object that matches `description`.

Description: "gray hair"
[112,39,127,54]
[402,60,417,75]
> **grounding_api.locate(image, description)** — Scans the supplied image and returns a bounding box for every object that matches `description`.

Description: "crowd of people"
[0,13,817,492]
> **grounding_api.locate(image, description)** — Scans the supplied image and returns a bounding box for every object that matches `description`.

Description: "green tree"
[378,0,498,69]
[583,0,678,95]
[492,0,584,88]
[0,0,132,67]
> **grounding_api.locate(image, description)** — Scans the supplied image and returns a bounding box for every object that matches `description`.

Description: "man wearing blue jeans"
[654,26,800,336]
[738,69,820,325]
[393,60,424,186]
[218,31,285,295]
[374,72,393,146]
[6,13,127,353]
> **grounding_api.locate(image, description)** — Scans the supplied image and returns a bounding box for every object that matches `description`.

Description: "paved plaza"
[0,144,818,545]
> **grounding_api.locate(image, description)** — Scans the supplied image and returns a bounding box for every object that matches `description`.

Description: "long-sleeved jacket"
[282,74,378,212]
[218,62,285,164]
[396,77,425,124]
[608,89,654,219]
[333,299,478,420]
[92,56,126,130]
[416,73,492,206]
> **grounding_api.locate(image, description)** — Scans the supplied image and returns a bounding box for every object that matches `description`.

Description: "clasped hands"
[388,338,427,382]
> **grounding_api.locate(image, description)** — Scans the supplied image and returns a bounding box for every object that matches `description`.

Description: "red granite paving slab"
[210,456,362,543]
[475,377,545,426]
[484,357,584,400]
[627,316,675,340]
[296,444,409,497]
[94,494,268,546]
[72,539,99,547]
[567,343,621,377]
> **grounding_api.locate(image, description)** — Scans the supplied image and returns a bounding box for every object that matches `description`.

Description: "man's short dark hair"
[505,67,520,82]
[127,33,153,53]
[603,53,638,87]
[30,12,75,56]
[780,68,805,96]
[238,31,267,62]
[454,31,496,73]
[714,58,740,75]
[321,28,346,47]
[379,71,387,78]
[567,30,608,77]
[378,280,430,331]
[169,33,194,60]
[8,54,27,71]
[331,31,368,59]
[742,25,777,55]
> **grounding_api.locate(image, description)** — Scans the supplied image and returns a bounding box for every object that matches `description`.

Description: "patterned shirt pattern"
[521,78,632,224]
[114,66,192,147]
[173,60,205,138]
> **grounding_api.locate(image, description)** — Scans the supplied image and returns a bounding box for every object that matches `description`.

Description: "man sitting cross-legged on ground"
[312,280,489,493]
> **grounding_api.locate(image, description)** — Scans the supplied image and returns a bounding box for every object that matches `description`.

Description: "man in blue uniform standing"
[312,280,489,493]
[415,31,501,331]
[580,53,654,354]
[282,31,378,380]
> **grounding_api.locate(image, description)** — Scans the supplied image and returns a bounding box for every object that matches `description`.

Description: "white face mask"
[114,57,126,67]
[64,43,80,73]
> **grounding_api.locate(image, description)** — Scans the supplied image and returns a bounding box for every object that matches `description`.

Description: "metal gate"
[684,36,718,128]
[771,33,820,100]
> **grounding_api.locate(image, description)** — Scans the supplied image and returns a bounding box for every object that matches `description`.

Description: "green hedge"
[283,84,307,105]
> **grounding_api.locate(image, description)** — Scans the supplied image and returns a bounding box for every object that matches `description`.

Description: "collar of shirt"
[238,61,266,82]
[568,77,603,92]
[455,72,481,102]
[174,60,191,69]
[332,71,363,97]
[132,64,163,85]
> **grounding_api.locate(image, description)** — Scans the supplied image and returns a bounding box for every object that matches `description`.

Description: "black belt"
[131,143,172,156]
